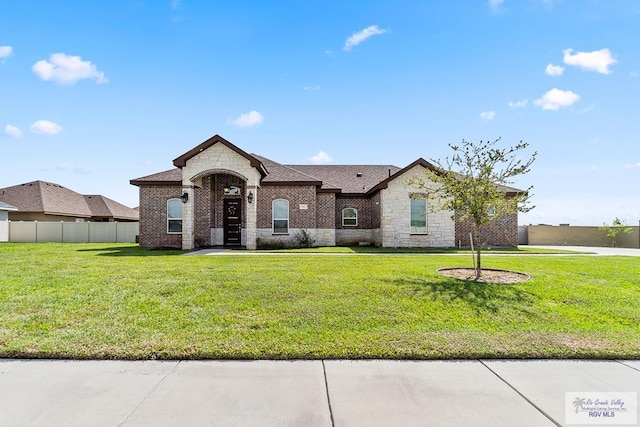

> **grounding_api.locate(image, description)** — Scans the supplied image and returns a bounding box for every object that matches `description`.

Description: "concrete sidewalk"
[1,359,638,426]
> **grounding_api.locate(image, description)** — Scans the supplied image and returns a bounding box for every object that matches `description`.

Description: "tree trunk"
[473,230,481,281]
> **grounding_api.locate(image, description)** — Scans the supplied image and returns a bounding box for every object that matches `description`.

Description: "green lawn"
[0,243,638,360]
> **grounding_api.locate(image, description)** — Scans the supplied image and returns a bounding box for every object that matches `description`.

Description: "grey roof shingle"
[84,195,139,220]
[130,153,524,196]
[287,164,402,194]
[130,169,182,185]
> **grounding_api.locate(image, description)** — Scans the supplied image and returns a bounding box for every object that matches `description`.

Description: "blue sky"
[1,0,639,226]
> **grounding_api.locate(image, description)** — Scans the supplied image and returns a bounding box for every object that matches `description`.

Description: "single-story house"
[131,134,521,250]
[0,201,18,242]
[0,181,139,223]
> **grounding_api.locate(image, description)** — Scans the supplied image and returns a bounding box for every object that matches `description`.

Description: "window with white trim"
[272,199,289,234]
[342,208,358,226]
[167,198,183,233]
[410,197,427,234]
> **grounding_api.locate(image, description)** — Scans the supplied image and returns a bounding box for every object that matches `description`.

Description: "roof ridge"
[252,154,325,183]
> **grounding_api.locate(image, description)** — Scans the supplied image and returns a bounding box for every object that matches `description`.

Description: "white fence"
[8,221,139,243]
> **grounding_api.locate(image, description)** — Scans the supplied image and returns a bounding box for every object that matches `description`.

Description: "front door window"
[224,199,242,245]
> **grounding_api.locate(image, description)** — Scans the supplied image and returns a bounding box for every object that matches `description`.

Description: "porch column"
[246,183,258,249]
[181,186,195,250]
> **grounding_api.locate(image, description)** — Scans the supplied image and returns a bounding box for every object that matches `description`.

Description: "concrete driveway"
[526,245,640,257]
[1,359,638,426]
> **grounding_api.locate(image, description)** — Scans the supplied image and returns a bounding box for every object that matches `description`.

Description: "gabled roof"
[172,134,268,178]
[130,168,182,186]
[131,136,524,196]
[0,181,139,220]
[367,158,439,196]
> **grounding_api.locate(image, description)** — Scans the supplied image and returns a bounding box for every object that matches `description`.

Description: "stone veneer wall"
[455,212,519,247]
[335,229,374,245]
[379,165,455,247]
[180,142,262,249]
[138,185,183,248]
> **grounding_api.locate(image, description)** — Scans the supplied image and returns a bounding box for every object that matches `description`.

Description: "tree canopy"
[409,138,537,279]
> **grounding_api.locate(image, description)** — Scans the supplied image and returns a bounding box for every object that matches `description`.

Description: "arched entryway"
[192,171,248,247]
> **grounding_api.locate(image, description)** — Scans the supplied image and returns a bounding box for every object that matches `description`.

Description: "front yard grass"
[0,243,638,359]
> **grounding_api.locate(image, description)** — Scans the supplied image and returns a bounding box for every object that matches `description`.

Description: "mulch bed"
[437,268,530,284]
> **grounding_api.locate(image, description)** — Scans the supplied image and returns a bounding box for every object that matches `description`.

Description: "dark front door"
[223,199,242,246]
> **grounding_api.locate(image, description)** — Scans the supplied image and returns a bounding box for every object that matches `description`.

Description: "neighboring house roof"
[0,201,18,211]
[0,180,139,220]
[84,195,139,221]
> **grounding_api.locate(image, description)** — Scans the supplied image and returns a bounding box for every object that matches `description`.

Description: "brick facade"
[132,136,521,250]
[138,185,183,248]
[455,212,518,248]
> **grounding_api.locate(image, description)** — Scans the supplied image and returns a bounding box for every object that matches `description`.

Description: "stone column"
[245,183,258,249]
[181,186,195,250]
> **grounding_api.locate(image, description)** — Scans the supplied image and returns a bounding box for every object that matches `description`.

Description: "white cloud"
[32,53,108,84]
[624,162,640,169]
[56,163,90,174]
[3,124,22,138]
[0,46,13,61]
[171,0,182,9]
[230,110,264,128]
[488,0,505,12]
[508,99,528,108]
[30,120,63,135]
[534,88,580,110]
[343,25,388,52]
[545,63,564,76]
[563,48,617,75]
[309,151,332,164]
[480,111,495,120]
[303,85,321,91]
[630,71,638,78]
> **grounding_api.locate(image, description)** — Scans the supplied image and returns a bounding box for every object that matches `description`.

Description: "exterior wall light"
[180,192,189,203]
[247,191,254,204]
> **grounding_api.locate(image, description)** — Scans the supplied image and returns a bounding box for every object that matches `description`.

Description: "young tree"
[599,217,633,247]
[409,138,536,280]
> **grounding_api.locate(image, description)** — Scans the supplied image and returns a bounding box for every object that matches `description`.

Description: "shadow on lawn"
[389,276,537,314]
[76,246,184,257]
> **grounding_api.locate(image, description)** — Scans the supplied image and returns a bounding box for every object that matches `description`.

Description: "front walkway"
[185,245,640,256]
[1,359,638,426]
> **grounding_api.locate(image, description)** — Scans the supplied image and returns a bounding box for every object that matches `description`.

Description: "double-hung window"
[342,208,357,226]
[272,199,289,234]
[410,197,427,234]
[167,198,183,233]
